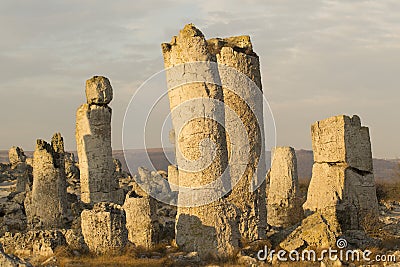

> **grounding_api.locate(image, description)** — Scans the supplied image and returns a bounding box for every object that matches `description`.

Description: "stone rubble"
[0,230,66,258]
[0,243,32,267]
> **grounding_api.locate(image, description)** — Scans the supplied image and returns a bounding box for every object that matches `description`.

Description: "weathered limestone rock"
[113,158,122,174]
[8,146,31,193]
[81,202,128,254]
[162,24,240,257]
[64,229,88,252]
[267,147,303,228]
[311,115,373,172]
[0,244,32,267]
[167,164,179,191]
[25,134,67,229]
[8,147,26,167]
[134,167,175,204]
[76,76,121,204]
[0,193,27,235]
[64,152,80,196]
[85,76,113,105]
[175,200,241,259]
[162,24,230,198]
[209,35,267,240]
[0,230,66,258]
[123,190,159,248]
[304,115,379,231]
[279,212,341,251]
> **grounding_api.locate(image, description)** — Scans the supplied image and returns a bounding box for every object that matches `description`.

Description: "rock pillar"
[303,115,379,230]
[76,76,121,204]
[267,147,303,228]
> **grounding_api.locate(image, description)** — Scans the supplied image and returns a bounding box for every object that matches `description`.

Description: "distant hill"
[0,149,398,182]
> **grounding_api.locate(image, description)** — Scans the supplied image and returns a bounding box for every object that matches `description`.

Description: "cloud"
[0,0,399,158]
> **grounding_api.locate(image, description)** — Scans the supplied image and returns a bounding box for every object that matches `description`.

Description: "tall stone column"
[76,76,121,204]
[208,36,267,240]
[303,115,379,230]
[26,133,67,229]
[267,147,303,228]
[161,24,239,258]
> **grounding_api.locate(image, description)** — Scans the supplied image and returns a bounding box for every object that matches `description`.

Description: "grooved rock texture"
[25,134,67,229]
[85,76,113,105]
[211,36,267,240]
[76,76,121,204]
[162,24,240,258]
[81,202,128,254]
[267,147,303,228]
[303,115,379,231]
[123,190,159,249]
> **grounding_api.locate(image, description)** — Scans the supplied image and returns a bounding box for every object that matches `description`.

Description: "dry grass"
[49,245,175,267]
[375,181,400,202]
[47,244,247,267]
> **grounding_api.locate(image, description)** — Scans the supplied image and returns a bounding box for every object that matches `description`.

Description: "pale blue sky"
[0,0,399,158]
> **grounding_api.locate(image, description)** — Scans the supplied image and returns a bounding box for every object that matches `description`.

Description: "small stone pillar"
[267,147,303,228]
[81,202,128,254]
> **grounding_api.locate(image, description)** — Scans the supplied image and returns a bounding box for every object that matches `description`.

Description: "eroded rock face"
[85,76,113,105]
[25,134,67,229]
[211,36,267,241]
[123,190,159,249]
[161,24,269,255]
[0,230,66,258]
[311,115,373,172]
[76,76,121,204]
[279,212,340,251]
[162,24,240,257]
[267,147,303,228]
[8,147,31,193]
[175,200,241,259]
[8,147,26,167]
[167,165,179,192]
[0,243,32,267]
[81,202,128,254]
[303,115,379,231]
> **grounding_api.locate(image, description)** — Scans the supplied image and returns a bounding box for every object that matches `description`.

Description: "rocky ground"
[1,156,400,266]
